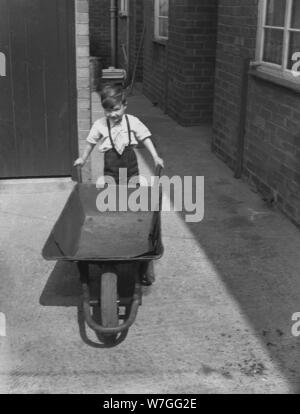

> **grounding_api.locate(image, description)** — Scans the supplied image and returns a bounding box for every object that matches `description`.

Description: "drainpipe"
[110,0,118,67]
[234,57,251,179]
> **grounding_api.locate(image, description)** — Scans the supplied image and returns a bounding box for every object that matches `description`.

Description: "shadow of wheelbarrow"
[39,261,136,348]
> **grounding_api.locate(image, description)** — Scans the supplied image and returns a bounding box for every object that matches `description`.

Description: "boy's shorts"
[104,146,139,184]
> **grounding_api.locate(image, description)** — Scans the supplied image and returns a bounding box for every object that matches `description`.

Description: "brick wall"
[212,0,300,226]
[212,0,258,168]
[245,79,300,226]
[142,0,218,126]
[76,0,91,182]
[142,0,167,108]
[89,0,110,67]
[90,0,144,87]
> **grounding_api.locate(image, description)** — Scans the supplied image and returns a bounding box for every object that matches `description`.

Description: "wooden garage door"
[0,0,77,178]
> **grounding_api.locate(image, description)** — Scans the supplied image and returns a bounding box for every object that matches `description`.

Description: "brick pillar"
[76,0,91,182]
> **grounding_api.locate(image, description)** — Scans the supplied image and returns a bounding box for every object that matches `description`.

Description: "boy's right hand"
[73,157,85,167]
[96,176,106,188]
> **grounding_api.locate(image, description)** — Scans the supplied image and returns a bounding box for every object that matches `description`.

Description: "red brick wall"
[142,0,218,126]
[213,0,300,226]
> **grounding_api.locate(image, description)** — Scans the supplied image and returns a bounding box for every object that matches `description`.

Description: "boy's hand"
[74,157,85,167]
[154,156,164,168]
[96,176,106,188]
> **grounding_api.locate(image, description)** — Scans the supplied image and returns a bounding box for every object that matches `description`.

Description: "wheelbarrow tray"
[42,183,163,262]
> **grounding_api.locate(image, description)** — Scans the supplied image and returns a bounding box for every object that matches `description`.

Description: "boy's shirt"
[86,114,151,154]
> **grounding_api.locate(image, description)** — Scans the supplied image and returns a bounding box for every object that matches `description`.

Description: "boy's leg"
[104,147,139,184]
[128,148,139,180]
[121,147,139,183]
[143,260,155,285]
[104,149,120,184]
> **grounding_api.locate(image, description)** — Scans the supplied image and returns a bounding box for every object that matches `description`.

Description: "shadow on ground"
[39,261,131,348]
[129,94,300,392]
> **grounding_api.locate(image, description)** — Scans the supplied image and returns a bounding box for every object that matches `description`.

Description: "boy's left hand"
[154,156,164,168]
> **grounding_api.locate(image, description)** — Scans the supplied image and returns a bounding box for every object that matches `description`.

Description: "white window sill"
[152,38,168,46]
[249,63,300,93]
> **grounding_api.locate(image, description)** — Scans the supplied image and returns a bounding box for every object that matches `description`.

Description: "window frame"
[154,0,169,41]
[255,0,300,80]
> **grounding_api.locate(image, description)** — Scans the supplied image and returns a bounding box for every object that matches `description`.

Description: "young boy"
[74,84,164,184]
[74,84,164,284]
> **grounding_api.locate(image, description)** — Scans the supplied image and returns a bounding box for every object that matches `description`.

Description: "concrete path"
[0,90,300,393]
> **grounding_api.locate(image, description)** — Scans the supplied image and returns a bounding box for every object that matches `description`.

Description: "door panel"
[0,0,77,178]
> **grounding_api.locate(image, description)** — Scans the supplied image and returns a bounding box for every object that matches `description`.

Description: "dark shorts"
[104,146,139,184]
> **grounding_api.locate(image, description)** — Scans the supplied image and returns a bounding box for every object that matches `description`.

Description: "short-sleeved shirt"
[86,114,151,153]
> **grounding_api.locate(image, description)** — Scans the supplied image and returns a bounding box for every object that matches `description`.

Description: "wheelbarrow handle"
[76,165,161,184]
[76,164,82,183]
[155,165,163,178]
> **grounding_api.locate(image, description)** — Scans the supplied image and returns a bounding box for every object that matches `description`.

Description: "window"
[154,0,169,40]
[119,0,128,17]
[256,0,300,77]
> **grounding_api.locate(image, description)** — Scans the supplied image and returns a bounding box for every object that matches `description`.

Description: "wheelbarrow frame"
[42,166,163,340]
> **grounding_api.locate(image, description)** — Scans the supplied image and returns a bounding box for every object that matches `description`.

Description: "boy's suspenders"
[106,115,132,155]
[125,115,132,145]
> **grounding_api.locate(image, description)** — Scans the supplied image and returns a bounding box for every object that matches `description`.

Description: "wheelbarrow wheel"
[100,272,119,340]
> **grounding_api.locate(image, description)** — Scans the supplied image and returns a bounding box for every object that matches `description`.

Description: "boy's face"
[104,103,127,124]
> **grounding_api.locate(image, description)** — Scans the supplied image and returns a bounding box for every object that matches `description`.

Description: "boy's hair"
[100,84,127,110]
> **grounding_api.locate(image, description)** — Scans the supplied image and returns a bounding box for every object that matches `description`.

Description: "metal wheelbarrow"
[42,167,163,343]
